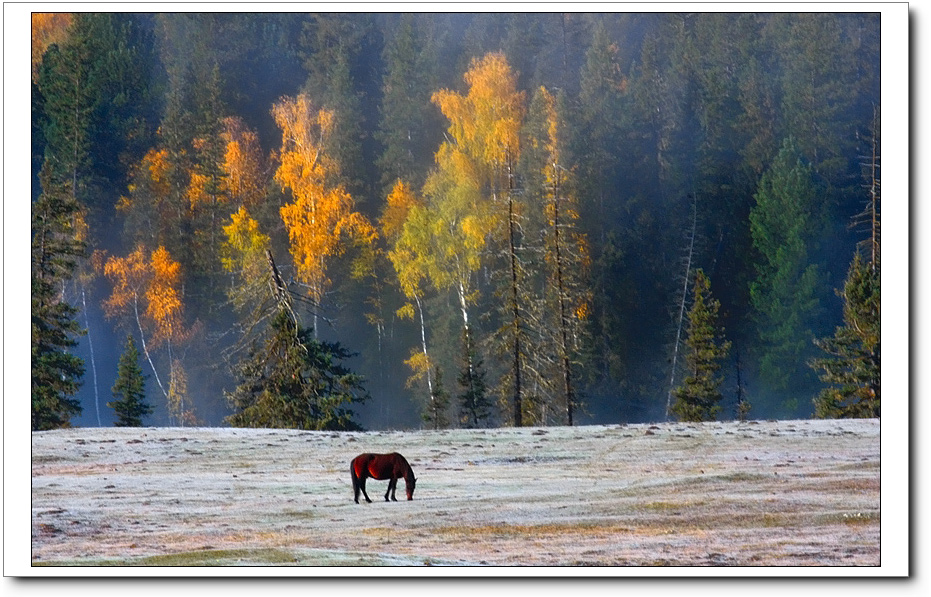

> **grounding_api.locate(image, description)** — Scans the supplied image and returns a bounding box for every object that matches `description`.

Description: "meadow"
[31,418,879,568]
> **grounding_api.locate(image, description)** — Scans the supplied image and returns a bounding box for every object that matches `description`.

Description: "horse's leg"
[386,477,397,501]
[351,464,360,504]
[360,476,373,503]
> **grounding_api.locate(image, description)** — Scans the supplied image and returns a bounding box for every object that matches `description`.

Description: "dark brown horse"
[350,452,417,503]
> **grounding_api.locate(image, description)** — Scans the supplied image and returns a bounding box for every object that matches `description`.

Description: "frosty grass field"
[31,418,879,567]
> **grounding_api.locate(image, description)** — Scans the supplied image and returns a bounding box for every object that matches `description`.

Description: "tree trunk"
[133,294,168,403]
[508,187,523,428]
[80,287,101,426]
[552,162,574,426]
[666,194,697,419]
[415,293,434,404]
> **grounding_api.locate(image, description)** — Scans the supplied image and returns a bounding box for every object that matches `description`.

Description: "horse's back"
[352,452,409,480]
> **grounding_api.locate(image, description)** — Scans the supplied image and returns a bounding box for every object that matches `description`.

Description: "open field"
[30,418,880,568]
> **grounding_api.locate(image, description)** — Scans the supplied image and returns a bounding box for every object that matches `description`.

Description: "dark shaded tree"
[225,311,368,430]
[108,335,152,426]
[32,163,86,430]
[423,365,451,430]
[458,327,492,428]
[671,269,731,422]
[810,253,880,418]
[749,137,823,412]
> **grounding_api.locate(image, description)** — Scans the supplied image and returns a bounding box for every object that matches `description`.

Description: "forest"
[30,12,881,431]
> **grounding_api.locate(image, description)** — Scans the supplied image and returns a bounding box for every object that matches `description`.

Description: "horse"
[350,452,417,503]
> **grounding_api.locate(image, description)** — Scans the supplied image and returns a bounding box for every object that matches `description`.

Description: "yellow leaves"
[403,350,432,389]
[221,206,270,274]
[433,52,525,174]
[396,303,416,320]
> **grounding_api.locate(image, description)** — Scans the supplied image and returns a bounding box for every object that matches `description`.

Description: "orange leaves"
[185,171,213,210]
[146,246,183,344]
[103,245,186,346]
[272,93,376,301]
[103,246,149,315]
[380,179,421,243]
[221,116,266,208]
[271,93,336,191]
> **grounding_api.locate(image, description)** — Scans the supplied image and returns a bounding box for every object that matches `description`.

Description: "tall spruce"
[423,365,451,430]
[671,269,731,422]
[458,327,492,428]
[108,335,151,426]
[810,254,880,418]
[32,163,86,430]
[810,108,880,419]
[749,137,822,413]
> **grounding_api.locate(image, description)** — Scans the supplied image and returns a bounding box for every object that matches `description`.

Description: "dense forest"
[31,12,881,430]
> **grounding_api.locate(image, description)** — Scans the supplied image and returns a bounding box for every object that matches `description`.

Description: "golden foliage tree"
[272,93,377,332]
[103,245,192,424]
[431,52,528,425]
[221,116,266,209]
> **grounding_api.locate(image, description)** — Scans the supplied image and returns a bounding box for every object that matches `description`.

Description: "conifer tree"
[108,335,151,426]
[225,311,368,431]
[32,162,86,430]
[458,327,492,428]
[749,137,822,410]
[423,365,451,430]
[671,269,731,422]
[810,254,880,418]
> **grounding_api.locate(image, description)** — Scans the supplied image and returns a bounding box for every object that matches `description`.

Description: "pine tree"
[671,269,731,422]
[810,253,880,418]
[225,311,368,431]
[423,365,451,430]
[749,137,822,410]
[108,335,151,426]
[458,327,492,428]
[32,160,86,430]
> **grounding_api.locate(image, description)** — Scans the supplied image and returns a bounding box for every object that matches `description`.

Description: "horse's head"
[406,476,416,501]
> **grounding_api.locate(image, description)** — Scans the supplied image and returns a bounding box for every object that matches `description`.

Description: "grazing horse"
[350,452,417,503]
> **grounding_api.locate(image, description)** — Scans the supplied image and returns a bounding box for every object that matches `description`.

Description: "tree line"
[31,12,880,430]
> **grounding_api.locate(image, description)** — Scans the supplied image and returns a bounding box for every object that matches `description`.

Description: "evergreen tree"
[108,335,151,426]
[458,327,492,428]
[422,365,451,430]
[749,137,822,412]
[671,269,731,422]
[32,163,86,430]
[810,253,880,419]
[377,14,441,192]
[225,311,368,431]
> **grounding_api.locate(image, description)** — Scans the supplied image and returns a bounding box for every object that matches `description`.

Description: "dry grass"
[30,418,880,567]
